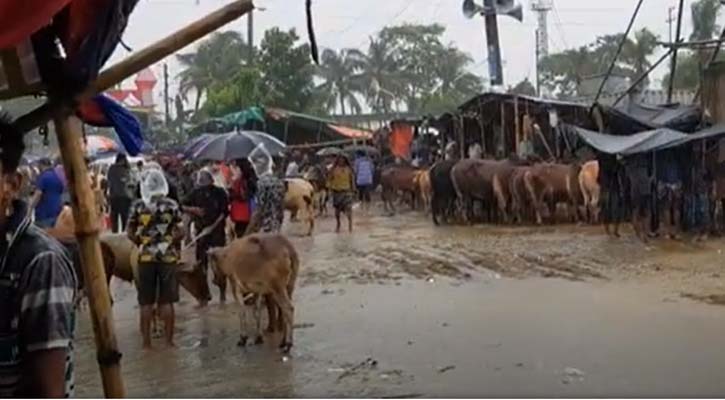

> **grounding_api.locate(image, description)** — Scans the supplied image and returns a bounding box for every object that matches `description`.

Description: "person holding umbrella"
[229,158,258,238]
[327,154,355,233]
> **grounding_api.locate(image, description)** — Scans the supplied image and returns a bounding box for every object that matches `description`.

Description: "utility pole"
[668,0,685,103]
[163,63,170,128]
[483,0,504,86]
[247,10,254,62]
[667,6,675,44]
[531,0,552,96]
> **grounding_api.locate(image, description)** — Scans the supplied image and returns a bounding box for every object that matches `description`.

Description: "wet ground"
[75,208,725,397]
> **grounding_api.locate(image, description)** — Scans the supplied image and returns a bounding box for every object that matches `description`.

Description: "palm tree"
[349,38,403,114]
[690,0,720,42]
[314,49,362,115]
[177,31,248,113]
[433,47,483,98]
[622,28,659,89]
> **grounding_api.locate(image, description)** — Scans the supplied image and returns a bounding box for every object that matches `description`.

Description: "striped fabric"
[0,235,77,397]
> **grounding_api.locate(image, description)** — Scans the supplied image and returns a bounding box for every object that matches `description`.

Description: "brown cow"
[380,165,421,214]
[208,233,299,352]
[100,233,211,304]
[284,178,315,236]
[413,169,432,212]
[491,159,530,224]
[578,160,600,224]
[510,167,550,225]
[450,159,502,223]
[531,162,582,223]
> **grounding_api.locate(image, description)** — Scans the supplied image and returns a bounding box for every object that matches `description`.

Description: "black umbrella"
[316,147,343,157]
[191,130,286,161]
[183,134,215,158]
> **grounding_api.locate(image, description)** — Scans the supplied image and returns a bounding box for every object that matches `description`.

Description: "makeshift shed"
[441,92,597,160]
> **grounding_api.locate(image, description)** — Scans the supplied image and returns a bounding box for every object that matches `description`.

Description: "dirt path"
[73,209,725,397]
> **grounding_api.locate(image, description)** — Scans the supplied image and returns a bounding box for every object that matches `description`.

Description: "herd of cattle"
[379,158,601,226]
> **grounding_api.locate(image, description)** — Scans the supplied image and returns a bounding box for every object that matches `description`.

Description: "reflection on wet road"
[75,212,725,397]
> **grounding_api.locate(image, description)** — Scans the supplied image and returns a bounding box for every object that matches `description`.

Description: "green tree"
[200,67,265,118]
[177,31,248,113]
[419,46,483,114]
[540,28,659,98]
[690,0,721,42]
[348,38,402,113]
[379,23,448,112]
[622,28,659,89]
[315,49,363,115]
[376,23,484,113]
[257,28,316,112]
[508,78,537,96]
[540,46,597,98]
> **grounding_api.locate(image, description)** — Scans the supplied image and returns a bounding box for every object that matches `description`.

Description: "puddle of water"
[75,278,725,397]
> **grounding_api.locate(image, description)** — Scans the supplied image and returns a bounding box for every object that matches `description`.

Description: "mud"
[74,209,725,397]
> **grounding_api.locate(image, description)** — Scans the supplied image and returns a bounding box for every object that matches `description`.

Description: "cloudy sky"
[110,0,708,106]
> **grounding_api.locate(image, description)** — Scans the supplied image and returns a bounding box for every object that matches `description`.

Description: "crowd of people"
[0,119,387,397]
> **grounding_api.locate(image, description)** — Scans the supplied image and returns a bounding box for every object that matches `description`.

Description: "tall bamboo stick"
[54,115,124,397]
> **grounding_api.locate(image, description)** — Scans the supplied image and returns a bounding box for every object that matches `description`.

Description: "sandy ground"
[74,206,725,397]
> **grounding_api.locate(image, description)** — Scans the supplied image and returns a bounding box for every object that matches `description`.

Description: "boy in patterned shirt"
[127,170,184,349]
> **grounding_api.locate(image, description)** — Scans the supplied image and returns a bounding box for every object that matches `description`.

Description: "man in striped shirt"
[0,117,77,397]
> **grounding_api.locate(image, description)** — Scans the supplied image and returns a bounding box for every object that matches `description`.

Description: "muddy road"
[75,210,725,397]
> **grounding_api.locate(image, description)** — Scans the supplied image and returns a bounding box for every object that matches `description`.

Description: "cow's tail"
[285,239,300,297]
[303,194,315,234]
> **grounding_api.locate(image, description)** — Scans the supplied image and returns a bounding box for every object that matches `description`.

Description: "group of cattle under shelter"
[422,86,725,241]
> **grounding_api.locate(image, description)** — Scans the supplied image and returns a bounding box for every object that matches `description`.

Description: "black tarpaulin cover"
[572,124,725,155]
[604,98,702,133]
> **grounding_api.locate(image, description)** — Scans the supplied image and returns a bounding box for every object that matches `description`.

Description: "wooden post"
[458,114,465,159]
[513,96,520,155]
[15,0,255,133]
[54,115,124,398]
[500,102,506,158]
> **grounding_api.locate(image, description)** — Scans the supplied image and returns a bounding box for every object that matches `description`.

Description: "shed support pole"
[54,115,125,398]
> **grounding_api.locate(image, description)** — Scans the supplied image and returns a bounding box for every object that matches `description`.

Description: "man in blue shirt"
[354,151,375,211]
[32,159,65,228]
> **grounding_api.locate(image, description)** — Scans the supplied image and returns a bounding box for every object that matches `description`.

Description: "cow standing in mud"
[284,178,315,236]
[531,162,583,223]
[578,160,601,224]
[430,160,459,225]
[413,169,432,212]
[380,165,421,214]
[208,234,299,352]
[510,166,550,225]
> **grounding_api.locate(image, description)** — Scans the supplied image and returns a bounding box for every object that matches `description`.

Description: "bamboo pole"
[15,0,255,133]
[513,96,520,155]
[54,115,124,397]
